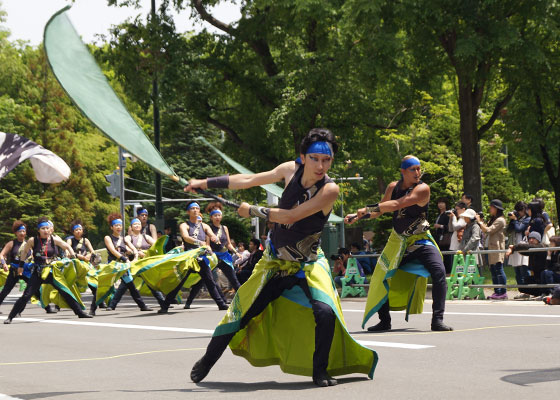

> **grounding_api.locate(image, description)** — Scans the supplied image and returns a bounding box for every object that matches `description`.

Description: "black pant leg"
[296,279,336,374]
[218,261,241,291]
[0,267,19,306]
[89,284,98,313]
[185,280,204,305]
[202,275,299,366]
[109,280,127,309]
[148,286,166,307]
[125,280,148,309]
[197,261,227,307]
[8,269,43,319]
[402,245,447,322]
[162,270,193,307]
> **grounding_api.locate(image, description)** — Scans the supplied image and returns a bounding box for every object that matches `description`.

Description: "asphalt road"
[0,291,559,400]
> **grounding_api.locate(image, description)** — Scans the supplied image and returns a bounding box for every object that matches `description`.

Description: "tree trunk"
[457,79,483,211]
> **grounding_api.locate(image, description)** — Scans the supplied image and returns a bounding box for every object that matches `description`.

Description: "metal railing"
[349,246,560,258]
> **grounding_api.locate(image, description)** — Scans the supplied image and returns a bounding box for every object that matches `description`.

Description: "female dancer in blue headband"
[185,128,377,387]
[4,217,92,323]
[158,201,228,313]
[346,155,452,332]
[183,202,241,309]
[0,220,29,312]
[66,219,106,315]
[104,213,152,312]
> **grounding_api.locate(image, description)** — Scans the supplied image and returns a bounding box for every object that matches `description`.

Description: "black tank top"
[107,235,127,262]
[183,221,206,250]
[391,180,430,236]
[71,237,88,256]
[210,224,227,252]
[32,235,57,265]
[270,162,333,262]
[141,222,154,237]
[9,239,24,264]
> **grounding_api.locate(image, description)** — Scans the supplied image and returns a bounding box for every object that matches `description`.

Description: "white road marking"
[0,316,432,350]
[342,309,560,318]
[357,340,434,350]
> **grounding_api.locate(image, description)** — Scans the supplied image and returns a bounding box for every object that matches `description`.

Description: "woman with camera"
[476,199,507,300]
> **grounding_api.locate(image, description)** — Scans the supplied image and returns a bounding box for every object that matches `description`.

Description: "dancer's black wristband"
[119,255,128,263]
[207,175,229,189]
[249,205,270,221]
[366,203,380,214]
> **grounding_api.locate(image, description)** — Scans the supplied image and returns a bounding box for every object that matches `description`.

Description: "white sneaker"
[514,293,530,300]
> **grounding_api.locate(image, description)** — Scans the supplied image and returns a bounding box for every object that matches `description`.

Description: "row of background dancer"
[0,220,30,312]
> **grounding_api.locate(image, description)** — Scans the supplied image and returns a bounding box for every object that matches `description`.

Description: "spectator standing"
[458,209,481,253]
[448,201,468,253]
[507,201,531,298]
[506,231,548,298]
[235,239,262,285]
[526,201,546,238]
[461,194,474,210]
[433,197,452,273]
[476,199,507,300]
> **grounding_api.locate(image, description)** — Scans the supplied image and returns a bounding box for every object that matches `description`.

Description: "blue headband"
[130,218,141,226]
[72,224,83,231]
[111,219,123,226]
[37,222,50,229]
[210,210,222,216]
[187,202,200,211]
[305,141,333,156]
[17,225,26,232]
[138,208,148,215]
[400,157,421,170]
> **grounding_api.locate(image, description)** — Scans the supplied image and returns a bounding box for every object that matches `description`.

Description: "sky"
[1,0,241,45]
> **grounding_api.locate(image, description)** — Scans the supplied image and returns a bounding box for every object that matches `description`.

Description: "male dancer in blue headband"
[185,128,378,387]
[346,155,453,332]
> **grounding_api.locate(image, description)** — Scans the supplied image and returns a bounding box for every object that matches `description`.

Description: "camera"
[507,211,518,218]
[477,211,484,220]
[330,254,343,261]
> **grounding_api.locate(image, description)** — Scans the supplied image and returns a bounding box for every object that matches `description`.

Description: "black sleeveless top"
[210,224,228,252]
[71,237,89,256]
[9,239,24,264]
[32,235,57,265]
[183,221,206,250]
[391,180,430,236]
[107,235,127,262]
[140,222,154,237]
[270,162,333,262]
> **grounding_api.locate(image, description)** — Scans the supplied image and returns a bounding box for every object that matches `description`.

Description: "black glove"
[119,255,128,263]
[18,260,25,269]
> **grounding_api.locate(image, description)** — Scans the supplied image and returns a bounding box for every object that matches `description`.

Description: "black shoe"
[218,304,229,311]
[431,320,453,331]
[140,306,153,312]
[100,302,107,308]
[367,321,391,332]
[90,310,96,316]
[4,318,12,324]
[78,313,93,318]
[157,307,168,314]
[183,303,191,309]
[312,371,338,387]
[191,358,212,383]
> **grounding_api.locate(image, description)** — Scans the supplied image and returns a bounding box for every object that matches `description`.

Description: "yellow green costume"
[362,229,436,328]
[214,248,377,379]
[36,258,90,310]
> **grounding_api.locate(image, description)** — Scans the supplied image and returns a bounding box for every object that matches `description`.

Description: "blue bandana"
[111,219,123,226]
[37,222,50,229]
[17,225,26,232]
[72,224,82,232]
[400,157,421,170]
[210,210,222,216]
[305,141,333,156]
[138,208,148,216]
[187,202,200,211]
[130,218,141,226]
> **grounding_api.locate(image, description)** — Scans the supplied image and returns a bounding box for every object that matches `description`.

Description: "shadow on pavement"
[501,367,560,386]
[10,391,99,399]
